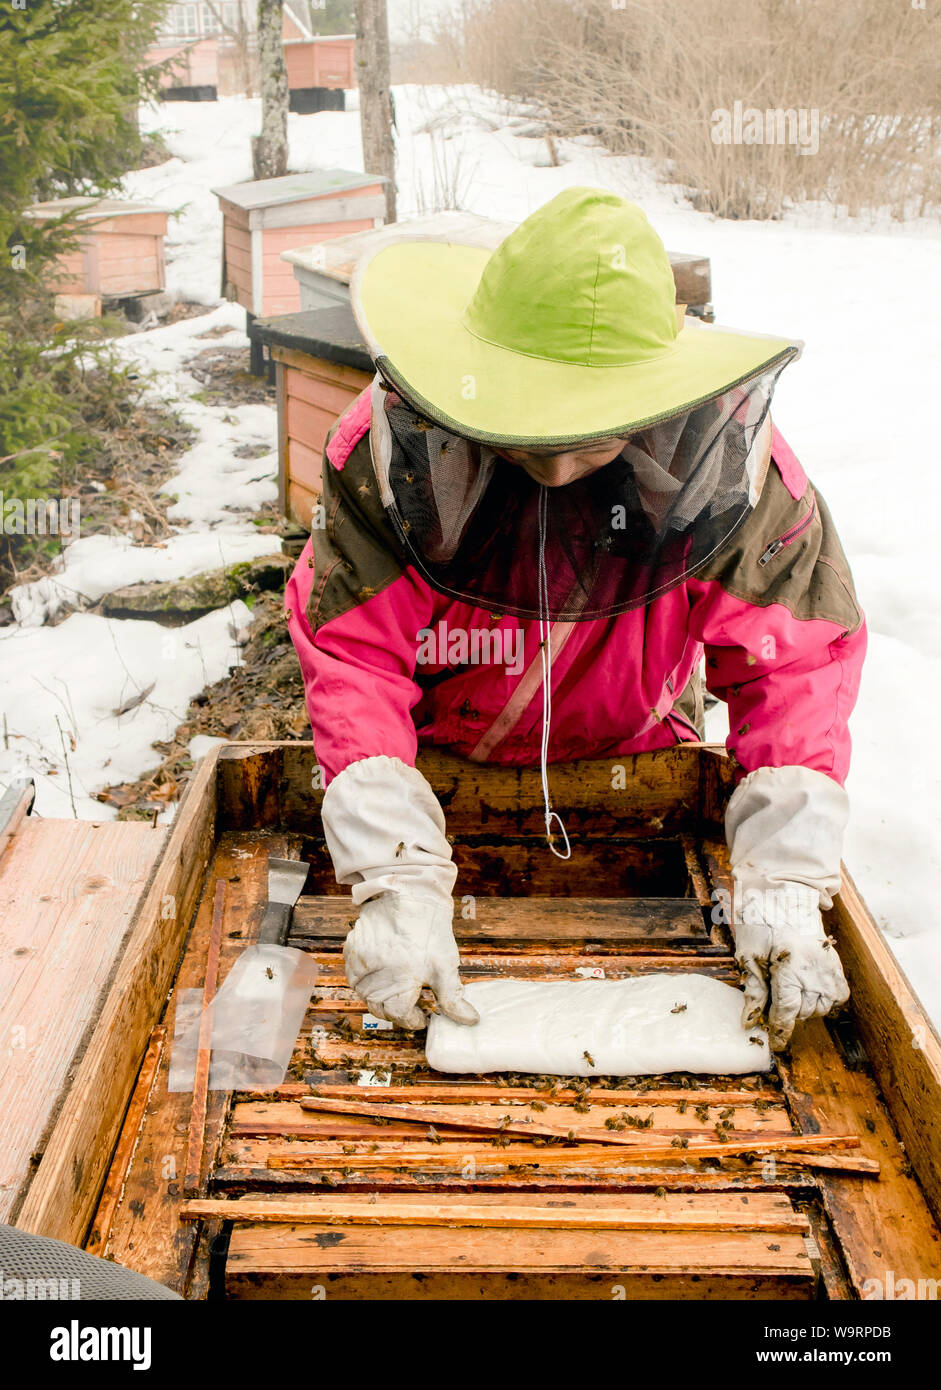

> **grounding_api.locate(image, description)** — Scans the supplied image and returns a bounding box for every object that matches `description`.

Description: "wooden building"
[26,197,169,303]
[145,2,356,102]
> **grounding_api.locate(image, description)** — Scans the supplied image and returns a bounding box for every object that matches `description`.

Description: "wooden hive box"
[212,170,386,320]
[284,34,357,90]
[25,197,169,299]
[257,304,373,529]
[16,743,940,1301]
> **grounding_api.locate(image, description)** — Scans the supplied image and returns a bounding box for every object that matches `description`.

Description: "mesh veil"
[369,361,791,621]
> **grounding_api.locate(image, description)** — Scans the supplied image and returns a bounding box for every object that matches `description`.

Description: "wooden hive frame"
[15,743,941,1300]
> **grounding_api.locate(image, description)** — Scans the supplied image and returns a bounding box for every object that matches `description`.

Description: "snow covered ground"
[2,86,939,1022]
[0,299,278,816]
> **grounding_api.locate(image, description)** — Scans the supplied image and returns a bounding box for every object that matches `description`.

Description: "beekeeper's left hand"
[725,765,851,1051]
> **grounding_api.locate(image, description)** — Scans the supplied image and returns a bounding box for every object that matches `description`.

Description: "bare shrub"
[440,0,941,220]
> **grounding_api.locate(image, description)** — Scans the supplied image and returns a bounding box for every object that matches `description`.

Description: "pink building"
[145,2,356,96]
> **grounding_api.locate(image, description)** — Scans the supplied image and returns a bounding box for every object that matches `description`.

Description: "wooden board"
[187,1190,812,1233]
[210,741,712,837]
[225,1192,815,1301]
[828,868,941,1227]
[15,751,219,1243]
[290,895,712,951]
[0,818,165,1224]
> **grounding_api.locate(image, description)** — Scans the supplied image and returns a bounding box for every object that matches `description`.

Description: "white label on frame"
[362,1012,394,1031]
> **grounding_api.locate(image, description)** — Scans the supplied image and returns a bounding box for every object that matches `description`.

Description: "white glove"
[726,765,851,1051]
[321,755,478,1030]
[344,895,478,1030]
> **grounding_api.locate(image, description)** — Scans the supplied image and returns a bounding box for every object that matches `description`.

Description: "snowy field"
[2,86,939,1021]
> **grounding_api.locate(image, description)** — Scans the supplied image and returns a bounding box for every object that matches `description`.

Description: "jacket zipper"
[758,498,816,566]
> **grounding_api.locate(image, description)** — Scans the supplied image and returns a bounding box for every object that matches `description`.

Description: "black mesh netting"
[370,361,790,621]
[0,1225,182,1300]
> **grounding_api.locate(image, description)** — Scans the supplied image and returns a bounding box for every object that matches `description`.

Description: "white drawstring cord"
[537,487,571,861]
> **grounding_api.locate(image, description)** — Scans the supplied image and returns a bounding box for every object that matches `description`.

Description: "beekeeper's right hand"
[321,756,478,1031]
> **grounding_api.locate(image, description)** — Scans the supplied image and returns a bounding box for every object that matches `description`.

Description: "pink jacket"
[286,390,866,787]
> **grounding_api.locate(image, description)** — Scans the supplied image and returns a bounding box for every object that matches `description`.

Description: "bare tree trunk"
[355,0,397,222]
[252,0,289,180]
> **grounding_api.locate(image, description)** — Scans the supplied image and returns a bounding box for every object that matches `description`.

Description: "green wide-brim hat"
[351,188,801,446]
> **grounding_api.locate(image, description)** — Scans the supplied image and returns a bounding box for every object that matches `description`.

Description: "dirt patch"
[98,587,309,818]
[0,388,194,608]
[188,344,276,407]
[164,300,221,325]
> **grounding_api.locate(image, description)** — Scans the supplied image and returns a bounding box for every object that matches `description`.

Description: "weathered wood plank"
[14,755,218,1243]
[828,867,941,1228]
[780,1018,941,1295]
[216,1157,819,1192]
[216,741,707,837]
[184,1192,810,1234]
[230,1098,788,1140]
[702,835,941,1294]
[226,1214,813,1278]
[85,1026,165,1257]
[1,819,166,1227]
[259,1081,784,1106]
[291,895,711,949]
[309,950,737,984]
[295,834,691,898]
[183,880,226,1195]
[274,1114,859,1162]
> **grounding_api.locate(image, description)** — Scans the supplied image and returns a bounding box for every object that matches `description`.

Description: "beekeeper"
[286,188,866,1052]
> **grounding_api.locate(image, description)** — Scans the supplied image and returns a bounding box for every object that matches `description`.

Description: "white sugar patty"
[425,975,771,1075]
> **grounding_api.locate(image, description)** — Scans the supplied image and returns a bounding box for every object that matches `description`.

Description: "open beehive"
[12,743,941,1300]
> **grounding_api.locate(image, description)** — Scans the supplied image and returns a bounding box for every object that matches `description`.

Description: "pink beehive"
[26,197,169,298]
[212,170,385,318]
